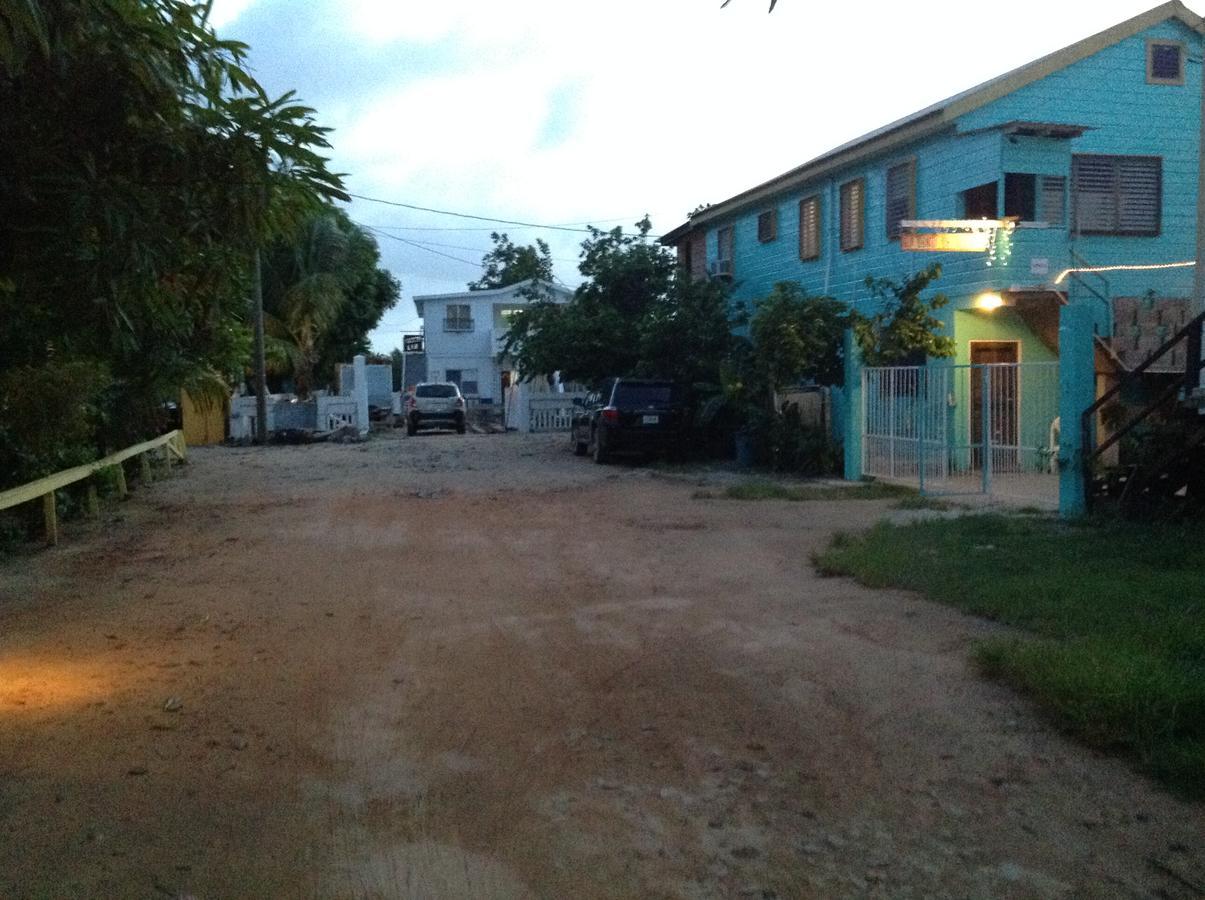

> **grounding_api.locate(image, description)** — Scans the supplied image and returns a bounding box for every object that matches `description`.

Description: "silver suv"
[406,382,467,435]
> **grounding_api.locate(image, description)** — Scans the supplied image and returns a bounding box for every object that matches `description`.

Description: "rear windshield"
[613,383,677,406]
[416,384,457,398]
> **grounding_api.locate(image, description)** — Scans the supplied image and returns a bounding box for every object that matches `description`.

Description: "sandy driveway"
[1,432,1201,899]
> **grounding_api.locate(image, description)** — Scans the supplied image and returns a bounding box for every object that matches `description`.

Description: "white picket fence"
[528,394,586,432]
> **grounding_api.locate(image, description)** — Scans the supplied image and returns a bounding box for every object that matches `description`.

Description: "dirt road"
[1,433,1201,898]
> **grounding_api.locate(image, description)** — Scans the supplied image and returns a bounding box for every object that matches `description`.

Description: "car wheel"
[406,417,418,436]
[573,436,587,456]
[456,421,467,435]
[592,430,609,464]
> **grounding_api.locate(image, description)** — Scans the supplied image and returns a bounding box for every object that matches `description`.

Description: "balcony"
[443,318,475,333]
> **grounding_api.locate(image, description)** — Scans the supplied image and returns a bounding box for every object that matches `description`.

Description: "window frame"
[839,178,865,253]
[757,208,778,243]
[444,303,474,332]
[1071,154,1162,237]
[1146,39,1185,86]
[799,194,821,261]
[884,159,917,241]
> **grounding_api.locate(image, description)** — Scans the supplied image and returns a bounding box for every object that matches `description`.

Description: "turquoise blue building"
[662,2,1202,375]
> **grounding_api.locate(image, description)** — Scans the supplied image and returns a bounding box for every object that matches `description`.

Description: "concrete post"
[843,329,863,481]
[1058,303,1095,519]
[353,354,370,436]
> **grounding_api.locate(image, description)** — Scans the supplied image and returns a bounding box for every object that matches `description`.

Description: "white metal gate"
[862,362,1060,502]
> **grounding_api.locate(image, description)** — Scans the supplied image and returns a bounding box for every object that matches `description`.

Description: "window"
[418,383,458,398]
[715,226,734,276]
[1072,155,1161,236]
[799,195,821,261]
[443,369,460,387]
[885,160,916,240]
[460,368,479,396]
[444,303,473,331]
[757,209,778,243]
[839,178,864,252]
[1002,174,1066,224]
[1147,40,1184,85]
[962,181,998,219]
[1039,176,1066,226]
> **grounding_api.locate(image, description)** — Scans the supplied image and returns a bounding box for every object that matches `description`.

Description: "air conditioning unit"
[708,259,733,278]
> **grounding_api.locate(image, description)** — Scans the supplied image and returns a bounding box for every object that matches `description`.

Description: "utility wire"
[362,225,483,267]
[349,192,662,238]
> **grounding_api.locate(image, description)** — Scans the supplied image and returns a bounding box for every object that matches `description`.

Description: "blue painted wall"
[703,18,1202,339]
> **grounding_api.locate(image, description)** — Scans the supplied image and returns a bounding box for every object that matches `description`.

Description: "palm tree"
[262,215,350,398]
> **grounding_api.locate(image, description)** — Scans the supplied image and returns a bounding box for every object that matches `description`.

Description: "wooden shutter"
[1038,176,1065,226]
[799,195,821,261]
[885,161,916,240]
[757,209,777,243]
[840,179,864,251]
[1073,155,1160,235]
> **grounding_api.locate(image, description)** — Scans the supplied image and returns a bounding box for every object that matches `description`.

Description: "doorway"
[970,341,1020,469]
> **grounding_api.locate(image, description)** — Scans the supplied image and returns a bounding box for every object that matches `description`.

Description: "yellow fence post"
[139,453,153,484]
[43,492,58,546]
[86,483,100,519]
[115,464,128,498]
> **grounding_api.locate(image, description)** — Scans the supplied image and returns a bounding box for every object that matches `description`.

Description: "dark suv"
[570,378,687,463]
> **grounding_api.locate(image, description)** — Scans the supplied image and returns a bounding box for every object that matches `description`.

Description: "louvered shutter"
[1117,158,1160,235]
[885,161,915,240]
[799,196,820,260]
[1073,156,1160,235]
[840,179,864,251]
[1038,176,1066,226]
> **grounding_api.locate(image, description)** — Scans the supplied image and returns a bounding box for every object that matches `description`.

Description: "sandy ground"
[1,431,1202,899]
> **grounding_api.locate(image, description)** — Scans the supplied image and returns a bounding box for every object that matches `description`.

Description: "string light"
[1052,261,1194,284]
[984,220,1015,268]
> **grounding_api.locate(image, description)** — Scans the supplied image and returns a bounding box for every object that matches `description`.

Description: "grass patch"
[891,494,954,512]
[696,479,915,503]
[815,515,1205,797]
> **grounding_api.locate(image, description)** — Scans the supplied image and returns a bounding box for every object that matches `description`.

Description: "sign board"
[900,232,992,253]
[1030,257,1050,276]
[403,335,424,353]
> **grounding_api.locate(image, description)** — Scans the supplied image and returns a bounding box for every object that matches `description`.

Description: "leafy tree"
[499,217,731,386]
[468,232,554,291]
[856,263,955,366]
[260,209,398,396]
[749,283,848,389]
[0,0,345,487]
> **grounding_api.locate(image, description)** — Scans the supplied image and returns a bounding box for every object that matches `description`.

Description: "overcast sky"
[210,0,1169,352]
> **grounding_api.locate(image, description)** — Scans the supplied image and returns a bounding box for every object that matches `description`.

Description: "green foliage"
[468,232,554,292]
[501,217,737,386]
[856,263,955,366]
[696,479,913,502]
[261,209,399,396]
[0,0,346,488]
[749,282,848,389]
[815,515,1205,797]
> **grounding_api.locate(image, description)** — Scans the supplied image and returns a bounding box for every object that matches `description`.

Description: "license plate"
[642,415,659,425]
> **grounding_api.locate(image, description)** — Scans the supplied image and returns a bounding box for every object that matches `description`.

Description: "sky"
[209,0,1172,352]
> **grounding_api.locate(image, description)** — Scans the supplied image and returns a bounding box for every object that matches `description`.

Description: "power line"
[362,225,483,267]
[349,192,661,238]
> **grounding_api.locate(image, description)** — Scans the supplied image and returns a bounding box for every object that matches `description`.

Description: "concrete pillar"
[1058,303,1095,519]
[353,354,370,436]
[843,329,863,481]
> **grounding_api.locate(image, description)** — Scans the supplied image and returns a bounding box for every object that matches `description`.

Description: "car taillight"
[455,397,465,409]
[601,407,619,423]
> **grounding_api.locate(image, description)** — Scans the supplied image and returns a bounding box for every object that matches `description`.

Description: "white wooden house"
[412,279,573,404]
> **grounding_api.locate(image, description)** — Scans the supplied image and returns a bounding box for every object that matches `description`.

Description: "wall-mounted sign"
[901,231,992,253]
[1030,257,1050,276]
[403,335,424,353]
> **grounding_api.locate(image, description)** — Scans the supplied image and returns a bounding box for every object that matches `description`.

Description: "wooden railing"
[0,430,187,546]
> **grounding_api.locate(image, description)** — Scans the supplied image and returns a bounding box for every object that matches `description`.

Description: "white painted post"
[353,354,370,436]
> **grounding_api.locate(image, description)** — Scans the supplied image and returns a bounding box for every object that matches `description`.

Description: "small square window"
[1147,40,1184,85]
[757,209,778,243]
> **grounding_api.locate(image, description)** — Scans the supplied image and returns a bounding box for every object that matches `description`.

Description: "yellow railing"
[0,430,187,546]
